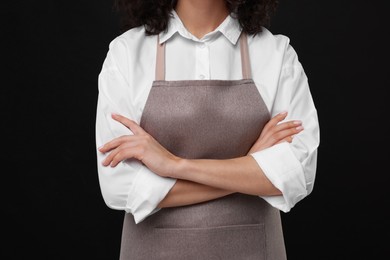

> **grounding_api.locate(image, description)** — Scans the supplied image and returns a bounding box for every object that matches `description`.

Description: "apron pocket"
[151,224,266,260]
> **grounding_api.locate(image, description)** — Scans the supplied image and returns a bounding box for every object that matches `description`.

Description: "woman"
[96,0,320,259]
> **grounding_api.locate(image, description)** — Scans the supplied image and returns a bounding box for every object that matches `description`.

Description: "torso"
[119,32,287,260]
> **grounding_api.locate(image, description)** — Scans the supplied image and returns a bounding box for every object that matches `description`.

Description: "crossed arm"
[98,111,303,208]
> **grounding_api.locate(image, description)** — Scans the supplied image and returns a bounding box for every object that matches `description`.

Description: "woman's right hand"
[247,111,303,154]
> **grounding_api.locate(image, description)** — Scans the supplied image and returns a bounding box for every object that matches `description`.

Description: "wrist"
[170,157,188,179]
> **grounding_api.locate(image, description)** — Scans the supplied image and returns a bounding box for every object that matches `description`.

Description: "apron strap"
[155,32,252,81]
[239,32,252,79]
[155,35,166,81]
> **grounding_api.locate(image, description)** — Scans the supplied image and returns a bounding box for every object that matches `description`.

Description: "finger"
[99,135,134,153]
[102,141,142,166]
[272,125,304,142]
[261,119,302,142]
[254,124,303,150]
[111,113,145,135]
[102,148,118,166]
[262,111,288,132]
[110,147,143,167]
[273,120,302,133]
[276,136,294,144]
[102,146,128,167]
[109,149,127,167]
[260,120,302,144]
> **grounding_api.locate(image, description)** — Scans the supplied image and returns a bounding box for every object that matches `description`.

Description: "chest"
[140,79,270,159]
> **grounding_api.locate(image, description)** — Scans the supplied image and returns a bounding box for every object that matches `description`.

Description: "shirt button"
[199,74,205,79]
[199,43,206,49]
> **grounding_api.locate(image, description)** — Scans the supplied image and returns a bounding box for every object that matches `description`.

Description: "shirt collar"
[159,10,242,45]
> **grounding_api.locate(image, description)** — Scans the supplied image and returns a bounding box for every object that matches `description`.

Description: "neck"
[175,0,229,39]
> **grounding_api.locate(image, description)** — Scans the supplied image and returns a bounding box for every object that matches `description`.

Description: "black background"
[3,1,389,259]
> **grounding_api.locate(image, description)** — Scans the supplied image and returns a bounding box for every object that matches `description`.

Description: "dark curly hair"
[113,0,279,36]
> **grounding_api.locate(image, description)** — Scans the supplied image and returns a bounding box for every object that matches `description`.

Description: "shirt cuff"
[250,142,307,212]
[125,166,176,224]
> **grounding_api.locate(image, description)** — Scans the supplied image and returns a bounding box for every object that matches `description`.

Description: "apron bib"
[119,33,287,260]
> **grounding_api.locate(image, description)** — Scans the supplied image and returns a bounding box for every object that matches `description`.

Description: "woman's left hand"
[98,114,179,178]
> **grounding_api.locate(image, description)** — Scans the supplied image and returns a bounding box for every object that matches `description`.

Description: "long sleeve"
[95,37,176,224]
[250,42,320,212]
[95,21,319,218]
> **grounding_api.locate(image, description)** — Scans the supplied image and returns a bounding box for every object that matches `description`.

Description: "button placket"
[195,42,210,80]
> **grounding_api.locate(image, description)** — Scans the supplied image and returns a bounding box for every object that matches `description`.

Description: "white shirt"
[96,11,320,224]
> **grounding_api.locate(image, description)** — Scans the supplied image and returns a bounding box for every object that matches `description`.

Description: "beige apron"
[119,32,287,260]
